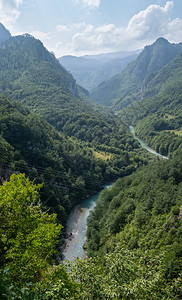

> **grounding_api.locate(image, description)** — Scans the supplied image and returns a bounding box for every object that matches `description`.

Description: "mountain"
[59,50,141,92]
[0,32,104,131]
[91,38,182,108]
[0,96,109,223]
[144,52,182,98]
[0,26,182,299]
[0,26,145,195]
[119,48,182,157]
[0,33,82,101]
[0,23,11,44]
[82,50,141,60]
[0,32,136,149]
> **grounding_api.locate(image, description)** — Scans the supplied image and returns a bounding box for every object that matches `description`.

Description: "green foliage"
[0,96,112,222]
[0,174,62,284]
[119,51,182,157]
[0,30,181,300]
[0,95,145,223]
[87,154,182,286]
[120,92,182,157]
[91,38,182,108]
[0,34,145,194]
[1,170,181,299]
[0,174,80,299]
[70,248,182,299]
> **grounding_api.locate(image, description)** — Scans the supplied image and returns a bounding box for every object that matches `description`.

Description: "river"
[62,183,113,262]
[63,126,168,261]
[129,125,169,160]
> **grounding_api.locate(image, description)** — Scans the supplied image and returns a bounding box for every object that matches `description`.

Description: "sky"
[0,0,182,57]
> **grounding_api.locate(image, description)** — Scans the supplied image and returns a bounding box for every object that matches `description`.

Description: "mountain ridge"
[91,38,182,108]
[0,23,11,44]
[59,50,141,92]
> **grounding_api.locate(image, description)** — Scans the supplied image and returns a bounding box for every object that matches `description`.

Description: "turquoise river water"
[129,125,169,160]
[63,126,168,261]
[62,183,113,262]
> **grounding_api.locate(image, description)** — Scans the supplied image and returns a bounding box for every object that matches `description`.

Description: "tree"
[0,173,62,285]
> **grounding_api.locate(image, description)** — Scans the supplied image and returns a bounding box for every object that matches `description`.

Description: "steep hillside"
[81,153,182,298]
[0,92,145,223]
[0,27,182,300]
[91,38,182,108]
[59,50,140,92]
[0,33,85,107]
[119,52,182,157]
[0,33,102,133]
[0,96,114,223]
[0,28,148,166]
[0,23,11,44]
[0,31,110,121]
[144,52,182,98]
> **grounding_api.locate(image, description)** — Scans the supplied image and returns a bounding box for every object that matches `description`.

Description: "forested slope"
[0,34,89,113]
[91,38,182,108]
[0,29,149,188]
[1,154,181,299]
[84,153,182,298]
[0,96,107,223]
[119,51,182,157]
[0,31,142,153]
[0,95,146,225]
[0,25,181,299]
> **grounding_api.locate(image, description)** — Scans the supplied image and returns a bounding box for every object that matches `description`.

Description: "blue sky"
[0,0,182,57]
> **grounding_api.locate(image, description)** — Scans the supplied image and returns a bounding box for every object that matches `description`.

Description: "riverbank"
[129,125,169,160]
[62,183,114,261]
[62,126,169,262]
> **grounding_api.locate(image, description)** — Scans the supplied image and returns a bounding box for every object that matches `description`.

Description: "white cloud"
[56,1,182,56]
[56,25,70,32]
[83,0,100,8]
[30,31,51,42]
[127,1,174,39]
[0,0,23,28]
[75,0,100,8]
[15,0,23,5]
[165,17,182,42]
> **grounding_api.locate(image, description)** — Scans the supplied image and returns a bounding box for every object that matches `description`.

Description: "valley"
[62,126,169,262]
[129,125,169,159]
[0,23,181,299]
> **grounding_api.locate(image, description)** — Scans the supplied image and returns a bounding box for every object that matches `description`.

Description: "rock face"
[0,23,11,44]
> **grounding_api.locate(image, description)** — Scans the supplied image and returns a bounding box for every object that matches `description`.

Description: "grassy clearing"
[163,129,182,136]
[93,150,112,161]
[163,114,175,120]
[173,130,182,136]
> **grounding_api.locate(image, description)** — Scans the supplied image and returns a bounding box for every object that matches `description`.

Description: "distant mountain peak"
[0,23,11,43]
[21,33,35,39]
[91,37,182,107]
[155,37,169,44]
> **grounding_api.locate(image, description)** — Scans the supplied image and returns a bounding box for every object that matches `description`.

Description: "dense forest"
[0,95,145,226]
[118,52,182,157]
[1,153,182,299]
[0,24,182,299]
[85,152,182,298]
[0,32,148,222]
